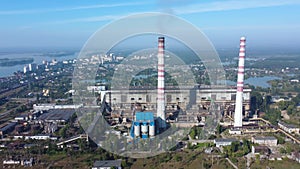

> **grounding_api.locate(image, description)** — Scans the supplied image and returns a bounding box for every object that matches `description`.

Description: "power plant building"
[102,37,251,136]
[105,86,251,116]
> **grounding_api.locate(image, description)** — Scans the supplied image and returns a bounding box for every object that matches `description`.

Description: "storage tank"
[149,121,155,137]
[141,122,148,138]
[141,122,148,133]
[134,122,140,137]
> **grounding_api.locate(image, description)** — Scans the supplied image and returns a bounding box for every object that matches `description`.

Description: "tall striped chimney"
[234,37,246,128]
[157,37,166,129]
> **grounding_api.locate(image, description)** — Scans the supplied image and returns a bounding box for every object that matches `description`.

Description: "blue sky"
[0,0,300,50]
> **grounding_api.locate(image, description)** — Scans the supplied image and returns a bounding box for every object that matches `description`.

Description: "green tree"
[242,138,250,155]
[279,147,287,154]
[292,94,300,104]
[231,141,240,152]
[216,124,223,134]
[287,104,296,115]
[189,129,196,139]
[203,161,211,169]
[264,108,281,125]
[255,154,260,164]
[174,154,182,162]
[223,145,232,156]
[59,125,68,138]
[276,135,285,144]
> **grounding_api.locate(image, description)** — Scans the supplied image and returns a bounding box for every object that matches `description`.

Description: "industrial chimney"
[234,37,246,128]
[157,37,166,129]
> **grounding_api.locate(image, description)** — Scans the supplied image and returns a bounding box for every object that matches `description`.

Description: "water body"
[0,52,77,77]
[245,76,281,88]
[287,73,295,77]
[226,76,281,88]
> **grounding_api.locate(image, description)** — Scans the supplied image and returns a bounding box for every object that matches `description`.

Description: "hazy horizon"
[0,0,300,50]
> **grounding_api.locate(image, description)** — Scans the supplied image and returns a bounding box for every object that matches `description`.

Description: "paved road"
[226,158,238,169]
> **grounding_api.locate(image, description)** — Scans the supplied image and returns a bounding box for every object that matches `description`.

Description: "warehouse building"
[251,136,277,146]
[36,109,75,124]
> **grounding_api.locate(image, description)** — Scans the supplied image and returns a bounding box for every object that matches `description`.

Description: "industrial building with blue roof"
[130,112,155,139]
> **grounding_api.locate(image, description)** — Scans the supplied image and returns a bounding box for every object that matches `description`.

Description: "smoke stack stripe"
[234,37,246,128]
[157,37,166,128]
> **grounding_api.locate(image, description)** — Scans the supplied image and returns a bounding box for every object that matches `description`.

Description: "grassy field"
[250,158,300,169]
[1,147,300,168]
[130,149,234,169]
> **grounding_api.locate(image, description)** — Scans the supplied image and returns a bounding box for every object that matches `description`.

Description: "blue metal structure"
[130,112,155,139]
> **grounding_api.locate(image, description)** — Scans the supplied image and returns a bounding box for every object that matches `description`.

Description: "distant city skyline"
[0,0,300,50]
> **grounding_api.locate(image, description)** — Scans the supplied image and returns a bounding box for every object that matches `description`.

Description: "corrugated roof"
[37,109,75,121]
[214,138,237,142]
[0,122,17,132]
[254,136,277,141]
[279,121,298,128]
[135,112,154,121]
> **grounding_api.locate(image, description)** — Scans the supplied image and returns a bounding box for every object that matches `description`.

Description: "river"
[226,76,281,88]
[0,52,77,77]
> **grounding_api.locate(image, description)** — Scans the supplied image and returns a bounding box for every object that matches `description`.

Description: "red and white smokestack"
[234,36,246,128]
[157,37,166,128]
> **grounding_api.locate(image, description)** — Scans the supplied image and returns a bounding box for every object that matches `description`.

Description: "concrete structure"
[87,85,106,92]
[278,121,300,134]
[14,134,57,140]
[57,134,88,147]
[92,160,122,169]
[106,86,251,118]
[131,112,155,139]
[251,136,277,146]
[251,145,270,155]
[14,114,28,121]
[28,63,37,72]
[229,128,242,135]
[23,65,28,73]
[157,37,166,128]
[234,37,246,128]
[214,138,237,147]
[290,79,299,83]
[33,104,82,111]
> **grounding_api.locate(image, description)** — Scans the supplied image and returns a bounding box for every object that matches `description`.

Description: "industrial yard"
[0,32,299,169]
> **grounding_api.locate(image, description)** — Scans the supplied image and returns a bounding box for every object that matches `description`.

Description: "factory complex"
[92,37,252,139]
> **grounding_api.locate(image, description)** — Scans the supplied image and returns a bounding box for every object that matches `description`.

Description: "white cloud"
[44,12,154,25]
[49,15,125,24]
[51,0,300,24]
[202,24,300,31]
[174,0,300,14]
[0,2,148,15]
